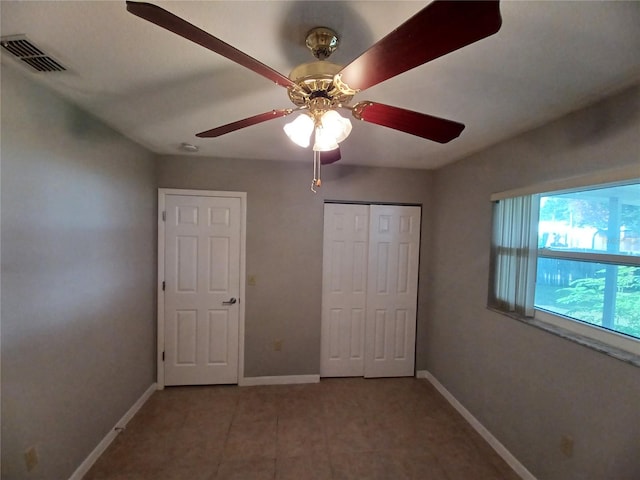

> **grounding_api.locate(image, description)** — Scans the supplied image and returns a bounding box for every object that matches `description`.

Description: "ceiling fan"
[126,1,502,190]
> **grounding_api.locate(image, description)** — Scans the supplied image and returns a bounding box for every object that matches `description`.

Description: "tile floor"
[84,377,521,479]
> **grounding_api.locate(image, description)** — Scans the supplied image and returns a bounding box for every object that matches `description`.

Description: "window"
[489,179,640,354]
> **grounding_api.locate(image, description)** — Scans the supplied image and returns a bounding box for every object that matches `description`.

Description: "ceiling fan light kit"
[319,110,352,145]
[283,113,314,148]
[284,110,352,150]
[126,0,502,192]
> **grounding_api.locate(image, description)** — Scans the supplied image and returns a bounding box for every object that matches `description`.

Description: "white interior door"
[164,194,242,385]
[320,203,421,378]
[365,205,421,377]
[321,204,369,377]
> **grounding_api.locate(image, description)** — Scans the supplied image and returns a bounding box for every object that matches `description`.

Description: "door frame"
[157,188,247,388]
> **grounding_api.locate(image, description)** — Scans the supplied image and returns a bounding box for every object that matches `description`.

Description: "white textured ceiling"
[2,1,639,169]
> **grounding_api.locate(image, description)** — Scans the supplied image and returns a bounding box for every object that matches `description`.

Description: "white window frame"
[490,166,640,360]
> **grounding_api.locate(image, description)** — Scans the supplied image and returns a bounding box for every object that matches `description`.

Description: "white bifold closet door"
[321,203,421,378]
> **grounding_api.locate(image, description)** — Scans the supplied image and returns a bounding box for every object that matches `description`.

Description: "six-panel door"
[321,204,370,376]
[365,205,421,377]
[164,194,241,385]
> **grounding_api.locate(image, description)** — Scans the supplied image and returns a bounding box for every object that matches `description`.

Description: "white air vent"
[1,35,66,72]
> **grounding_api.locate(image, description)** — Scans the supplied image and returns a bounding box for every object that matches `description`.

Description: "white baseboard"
[68,383,157,480]
[415,370,536,480]
[239,374,320,387]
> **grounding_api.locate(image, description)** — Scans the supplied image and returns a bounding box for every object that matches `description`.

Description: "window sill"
[487,307,640,368]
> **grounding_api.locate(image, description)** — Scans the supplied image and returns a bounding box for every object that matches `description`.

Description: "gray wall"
[427,84,640,480]
[3,48,638,480]
[1,66,157,479]
[158,158,434,377]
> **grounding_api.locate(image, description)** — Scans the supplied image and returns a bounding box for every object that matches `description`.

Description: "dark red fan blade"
[337,0,502,92]
[126,1,296,89]
[320,148,341,165]
[196,109,293,138]
[352,102,464,143]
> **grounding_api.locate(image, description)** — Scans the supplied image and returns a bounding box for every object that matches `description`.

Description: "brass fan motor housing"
[287,27,356,118]
[287,61,354,110]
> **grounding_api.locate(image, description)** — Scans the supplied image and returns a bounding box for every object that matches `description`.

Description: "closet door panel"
[321,204,369,377]
[364,205,421,377]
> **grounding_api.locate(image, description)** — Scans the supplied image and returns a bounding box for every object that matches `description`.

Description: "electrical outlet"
[24,446,38,472]
[248,275,257,286]
[274,339,282,351]
[560,435,574,458]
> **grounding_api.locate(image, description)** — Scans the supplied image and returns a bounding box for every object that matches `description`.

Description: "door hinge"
[162,351,165,361]
[162,281,165,291]
[162,211,166,221]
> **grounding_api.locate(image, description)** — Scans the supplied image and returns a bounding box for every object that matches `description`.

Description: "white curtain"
[489,195,539,317]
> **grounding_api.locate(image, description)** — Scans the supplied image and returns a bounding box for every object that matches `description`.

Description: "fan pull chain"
[311,150,322,193]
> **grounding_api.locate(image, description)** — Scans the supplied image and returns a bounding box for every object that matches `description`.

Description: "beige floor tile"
[366,415,426,452]
[215,458,276,480]
[84,472,149,480]
[277,416,329,458]
[330,451,405,480]
[322,400,366,424]
[84,378,521,480]
[125,395,187,433]
[222,418,277,461]
[276,453,333,480]
[149,464,218,480]
[183,406,234,431]
[169,425,227,468]
[435,436,506,479]
[277,392,324,421]
[325,416,376,455]
[233,393,278,424]
[386,450,450,480]
[85,430,174,477]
